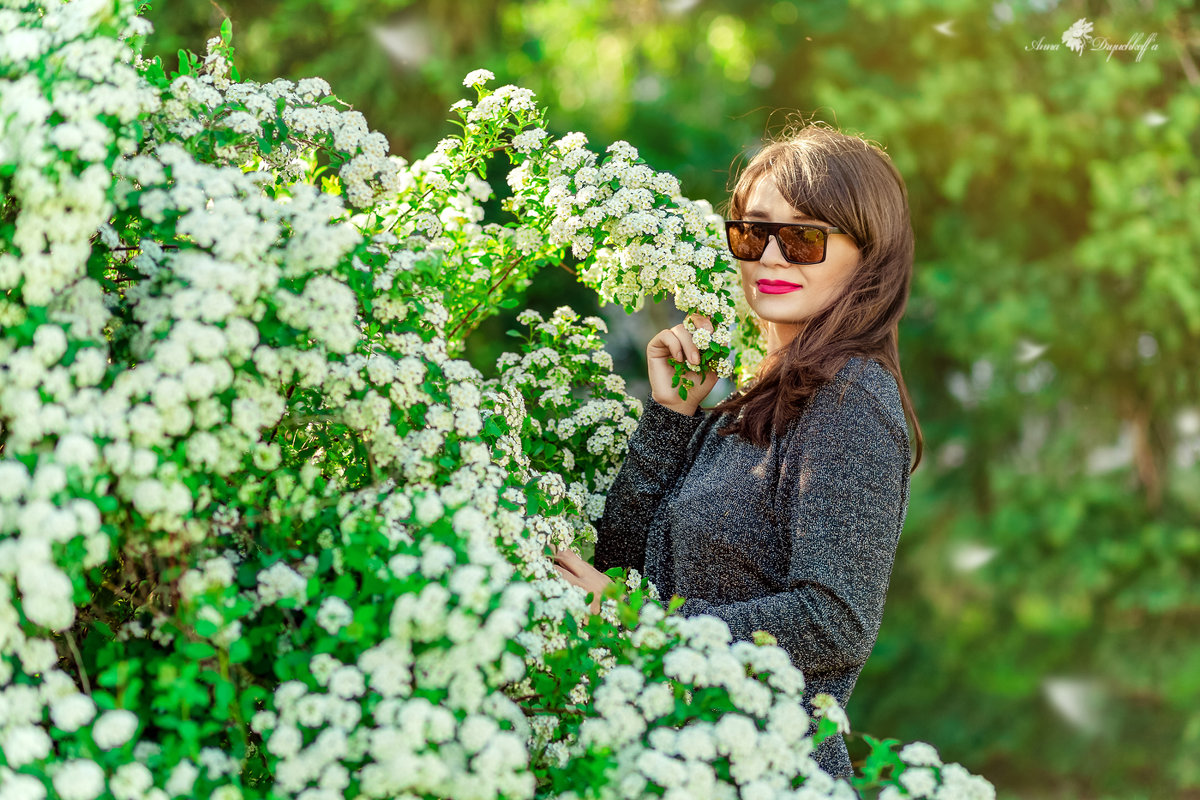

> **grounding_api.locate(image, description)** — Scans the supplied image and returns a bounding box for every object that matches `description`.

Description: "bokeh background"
[145,1,1200,797]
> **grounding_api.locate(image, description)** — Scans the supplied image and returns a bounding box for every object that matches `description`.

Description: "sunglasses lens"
[778,226,825,263]
[726,221,827,263]
[726,221,767,260]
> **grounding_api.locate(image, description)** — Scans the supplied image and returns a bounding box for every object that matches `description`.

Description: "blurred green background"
[145,1,1200,797]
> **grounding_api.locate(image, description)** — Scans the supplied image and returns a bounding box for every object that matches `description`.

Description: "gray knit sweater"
[594,356,912,780]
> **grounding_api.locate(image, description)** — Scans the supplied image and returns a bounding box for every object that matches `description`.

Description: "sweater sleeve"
[676,385,908,674]
[593,394,706,574]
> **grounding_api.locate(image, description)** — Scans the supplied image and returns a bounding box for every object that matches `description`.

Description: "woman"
[551,123,924,781]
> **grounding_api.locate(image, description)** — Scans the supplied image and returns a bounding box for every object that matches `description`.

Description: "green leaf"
[229,638,252,664]
[812,715,839,746]
[194,616,220,638]
[183,641,216,660]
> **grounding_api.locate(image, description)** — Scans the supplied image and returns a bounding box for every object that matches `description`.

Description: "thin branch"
[383,141,511,235]
[273,413,343,429]
[446,254,524,340]
[519,705,595,717]
[64,631,91,695]
[1168,17,1199,85]
[265,385,298,445]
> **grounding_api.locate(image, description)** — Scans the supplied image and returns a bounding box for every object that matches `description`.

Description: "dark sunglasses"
[724,219,850,265]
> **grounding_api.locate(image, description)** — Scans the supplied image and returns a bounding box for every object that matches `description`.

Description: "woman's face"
[736,172,861,353]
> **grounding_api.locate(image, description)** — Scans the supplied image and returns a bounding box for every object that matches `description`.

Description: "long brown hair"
[712,122,925,475]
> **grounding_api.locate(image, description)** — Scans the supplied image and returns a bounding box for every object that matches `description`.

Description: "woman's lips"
[757,279,803,295]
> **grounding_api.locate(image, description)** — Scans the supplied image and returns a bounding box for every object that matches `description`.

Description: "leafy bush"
[0,2,995,799]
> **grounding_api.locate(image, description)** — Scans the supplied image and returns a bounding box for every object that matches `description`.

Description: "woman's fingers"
[551,547,579,577]
[658,324,699,366]
[650,318,717,368]
[556,547,584,566]
[650,316,716,357]
[674,325,700,366]
[649,328,686,364]
[646,315,722,415]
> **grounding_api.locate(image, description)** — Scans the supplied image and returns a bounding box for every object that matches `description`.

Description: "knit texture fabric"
[594,356,912,780]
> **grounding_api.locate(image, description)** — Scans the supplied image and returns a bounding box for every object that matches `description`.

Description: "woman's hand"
[551,547,614,615]
[647,314,720,416]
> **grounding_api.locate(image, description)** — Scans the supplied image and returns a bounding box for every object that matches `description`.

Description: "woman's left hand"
[551,547,614,615]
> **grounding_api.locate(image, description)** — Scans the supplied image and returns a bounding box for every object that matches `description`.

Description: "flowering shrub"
[0,2,995,799]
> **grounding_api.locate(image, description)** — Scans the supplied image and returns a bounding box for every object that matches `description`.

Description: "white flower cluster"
[878,762,996,800]
[0,1,158,311]
[0,630,138,799]
[485,306,639,548]
[504,132,738,378]
[512,126,549,154]
[0,459,104,632]
[462,68,495,87]
[239,475,541,799]
[0,2,999,795]
[155,36,401,208]
[552,608,858,800]
[467,84,537,126]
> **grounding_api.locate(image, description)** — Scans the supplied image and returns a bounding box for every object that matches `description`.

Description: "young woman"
[551,123,924,781]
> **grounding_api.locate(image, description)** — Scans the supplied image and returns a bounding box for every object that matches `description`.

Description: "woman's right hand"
[647,314,719,416]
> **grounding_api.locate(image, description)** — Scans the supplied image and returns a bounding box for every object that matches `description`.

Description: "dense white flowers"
[0,4,994,799]
[3,725,53,768]
[317,596,355,634]
[512,127,549,153]
[258,561,309,607]
[900,740,945,767]
[52,759,106,800]
[92,709,139,750]
[463,68,495,87]
[49,694,96,732]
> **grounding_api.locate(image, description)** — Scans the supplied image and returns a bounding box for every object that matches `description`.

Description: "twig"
[383,140,511,235]
[1172,19,1199,85]
[446,254,524,340]
[64,631,91,695]
[265,385,298,445]
[509,693,542,703]
[520,705,595,717]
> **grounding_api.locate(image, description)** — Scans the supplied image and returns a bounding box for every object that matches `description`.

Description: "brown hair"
[712,122,925,475]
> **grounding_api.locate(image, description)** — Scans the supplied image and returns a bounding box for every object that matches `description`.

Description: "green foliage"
[6,4,987,799]
[144,0,1200,794]
[7,0,1196,795]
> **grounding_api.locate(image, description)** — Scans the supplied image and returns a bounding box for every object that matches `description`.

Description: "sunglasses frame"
[724,219,849,265]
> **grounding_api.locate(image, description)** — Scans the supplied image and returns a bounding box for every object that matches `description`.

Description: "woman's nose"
[761,234,788,264]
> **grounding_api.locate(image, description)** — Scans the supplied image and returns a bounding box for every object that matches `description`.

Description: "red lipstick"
[757,279,803,295]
